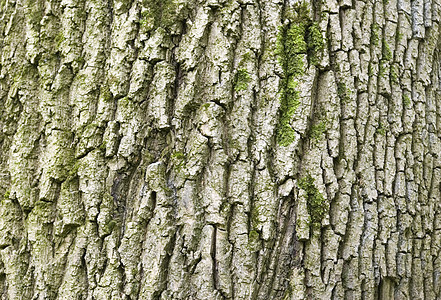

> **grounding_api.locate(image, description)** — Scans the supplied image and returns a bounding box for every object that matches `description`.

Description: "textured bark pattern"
[0,0,440,299]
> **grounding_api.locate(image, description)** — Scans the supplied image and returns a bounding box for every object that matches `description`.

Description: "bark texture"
[0,0,441,299]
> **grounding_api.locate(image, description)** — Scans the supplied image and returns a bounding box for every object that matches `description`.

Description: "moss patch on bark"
[298,174,327,228]
[276,2,325,146]
[234,69,251,91]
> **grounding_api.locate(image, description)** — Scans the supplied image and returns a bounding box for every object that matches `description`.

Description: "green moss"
[201,102,210,110]
[75,56,85,66]
[285,78,301,112]
[310,121,327,140]
[275,3,326,147]
[29,7,43,25]
[337,82,351,102]
[55,32,65,49]
[391,65,399,84]
[100,85,113,103]
[277,121,295,147]
[298,174,327,228]
[3,189,10,200]
[248,230,260,251]
[371,23,380,46]
[83,122,100,132]
[171,151,186,172]
[277,23,308,77]
[285,1,310,24]
[277,77,301,146]
[379,60,388,78]
[376,122,387,136]
[306,22,325,66]
[118,97,133,111]
[171,151,185,160]
[241,52,253,63]
[286,24,308,55]
[104,219,117,234]
[99,141,107,152]
[140,0,185,31]
[296,215,311,231]
[140,10,155,31]
[403,94,411,107]
[234,69,251,91]
[31,200,54,219]
[68,161,81,179]
[382,39,392,61]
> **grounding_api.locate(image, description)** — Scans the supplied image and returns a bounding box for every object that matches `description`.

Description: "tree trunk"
[0,0,440,299]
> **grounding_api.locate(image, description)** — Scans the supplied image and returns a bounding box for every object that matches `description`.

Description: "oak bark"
[0,0,440,299]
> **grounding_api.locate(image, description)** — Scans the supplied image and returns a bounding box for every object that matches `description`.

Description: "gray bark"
[0,0,440,299]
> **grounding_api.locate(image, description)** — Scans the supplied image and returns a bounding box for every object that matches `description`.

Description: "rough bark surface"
[0,0,440,299]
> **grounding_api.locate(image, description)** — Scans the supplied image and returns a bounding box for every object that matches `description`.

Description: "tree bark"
[0,0,440,299]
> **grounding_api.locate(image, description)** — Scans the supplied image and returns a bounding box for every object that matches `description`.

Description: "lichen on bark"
[0,0,441,299]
